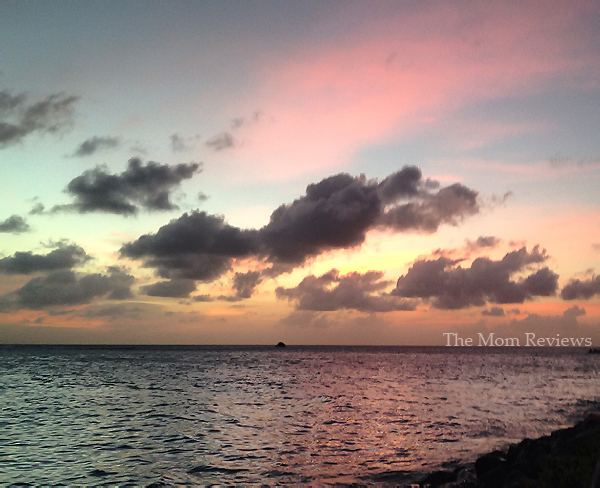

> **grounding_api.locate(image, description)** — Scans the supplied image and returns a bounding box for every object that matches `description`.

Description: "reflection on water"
[1,345,599,485]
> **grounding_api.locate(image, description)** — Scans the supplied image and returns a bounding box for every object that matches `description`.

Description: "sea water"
[1,345,599,485]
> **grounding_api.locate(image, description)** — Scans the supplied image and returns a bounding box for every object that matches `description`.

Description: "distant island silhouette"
[275,342,286,348]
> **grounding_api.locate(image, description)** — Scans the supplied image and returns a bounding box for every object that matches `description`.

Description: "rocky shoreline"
[417,413,600,487]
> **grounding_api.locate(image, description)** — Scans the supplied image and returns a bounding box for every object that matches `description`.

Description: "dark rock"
[419,465,477,487]
[475,450,506,478]
[419,413,600,488]
[477,461,511,488]
[275,341,286,347]
[419,469,456,486]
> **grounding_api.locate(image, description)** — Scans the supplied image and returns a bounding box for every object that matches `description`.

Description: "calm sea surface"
[1,345,599,485]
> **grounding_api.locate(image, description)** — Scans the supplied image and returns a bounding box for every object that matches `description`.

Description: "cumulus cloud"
[219,270,262,301]
[393,246,559,309]
[376,165,425,202]
[141,279,197,298]
[0,215,29,233]
[0,243,91,274]
[0,90,78,147]
[206,132,235,150]
[482,306,505,316]
[260,173,381,264]
[561,275,600,300]
[120,211,259,281]
[121,167,480,281]
[141,254,233,282]
[563,305,586,317]
[276,269,416,313]
[71,136,120,157]
[261,167,478,267]
[378,183,479,232]
[53,158,201,215]
[3,267,135,309]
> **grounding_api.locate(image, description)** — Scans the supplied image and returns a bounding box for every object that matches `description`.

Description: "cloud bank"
[276,269,416,313]
[393,246,559,309]
[2,267,134,310]
[121,166,480,281]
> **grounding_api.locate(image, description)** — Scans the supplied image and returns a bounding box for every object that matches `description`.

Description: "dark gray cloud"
[377,183,479,232]
[142,254,233,281]
[5,267,135,309]
[219,270,262,301]
[121,167,480,281]
[482,306,505,316]
[377,165,424,203]
[276,269,416,313]
[206,132,235,151]
[393,246,559,309]
[71,136,120,157]
[563,305,586,317]
[120,211,259,281]
[0,215,29,233]
[53,158,201,215]
[0,90,78,147]
[466,236,501,251]
[561,275,600,300]
[0,243,91,274]
[260,174,381,265]
[260,168,479,267]
[141,279,197,298]
[232,270,262,298]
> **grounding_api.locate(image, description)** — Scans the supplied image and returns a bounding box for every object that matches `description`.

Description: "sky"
[0,0,599,345]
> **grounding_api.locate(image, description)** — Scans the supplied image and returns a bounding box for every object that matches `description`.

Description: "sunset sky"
[1,0,599,345]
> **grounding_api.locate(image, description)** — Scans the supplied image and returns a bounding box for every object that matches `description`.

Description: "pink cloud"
[229,1,599,181]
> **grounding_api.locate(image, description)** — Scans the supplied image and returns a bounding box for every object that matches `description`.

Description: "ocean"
[1,345,599,485]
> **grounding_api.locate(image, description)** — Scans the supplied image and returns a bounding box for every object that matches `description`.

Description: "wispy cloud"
[0,90,78,147]
[71,136,120,157]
